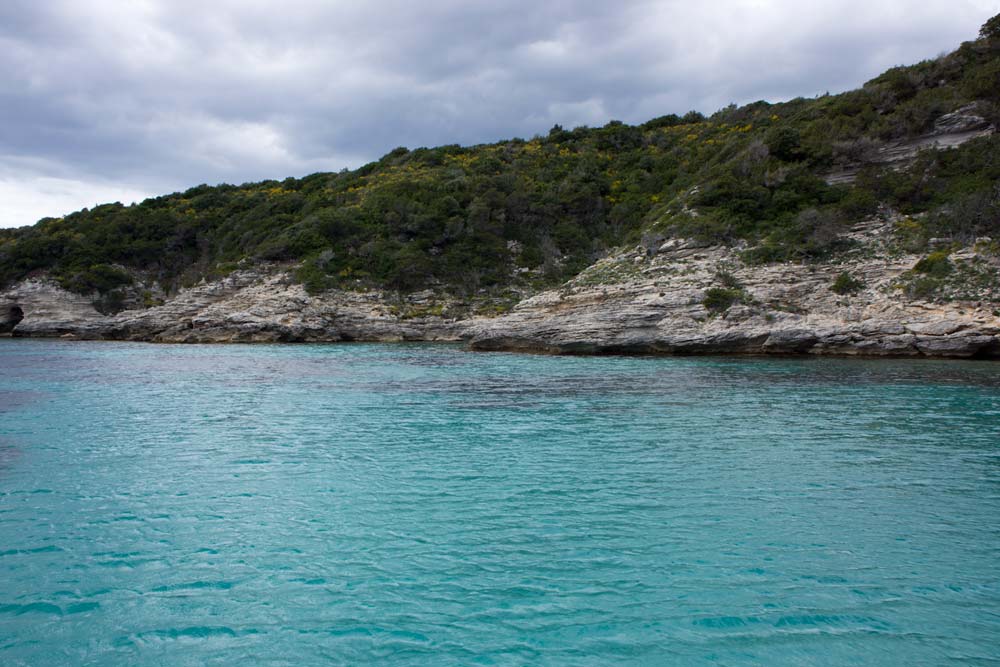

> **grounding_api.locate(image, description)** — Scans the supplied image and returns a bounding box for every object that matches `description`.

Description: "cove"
[0,340,998,665]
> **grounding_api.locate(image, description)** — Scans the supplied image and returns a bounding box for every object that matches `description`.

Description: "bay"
[0,340,998,665]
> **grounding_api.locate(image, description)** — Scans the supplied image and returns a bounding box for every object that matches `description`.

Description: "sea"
[0,340,998,665]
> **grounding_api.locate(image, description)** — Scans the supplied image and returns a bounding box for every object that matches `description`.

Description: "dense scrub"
[1,14,998,302]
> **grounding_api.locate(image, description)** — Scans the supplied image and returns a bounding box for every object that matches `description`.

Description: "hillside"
[1,15,998,355]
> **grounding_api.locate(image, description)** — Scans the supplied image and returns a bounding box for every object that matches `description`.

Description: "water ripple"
[0,340,998,665]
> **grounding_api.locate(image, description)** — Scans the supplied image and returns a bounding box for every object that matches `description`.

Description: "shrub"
[980,12,1000,44]
[913,251,953,277]
[903,276,943,300]
[766,127,803,161]
[294,257,336,294]
[925,190,1000,243]
[741,208,847,264]
[894,217,930,252]
[703,287,744,312]
[740,242,788,265]
[831,271,865,294]
[837,187,879,220]
[59,264,133,294]
[715,269,742,289]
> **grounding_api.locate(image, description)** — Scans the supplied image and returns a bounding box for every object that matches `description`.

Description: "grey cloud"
[0,0,995,227]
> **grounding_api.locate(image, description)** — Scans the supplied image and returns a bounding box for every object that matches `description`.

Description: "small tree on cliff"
[981,13,1000,44]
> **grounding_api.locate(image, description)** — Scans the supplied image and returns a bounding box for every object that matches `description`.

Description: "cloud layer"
[0,0,995,227]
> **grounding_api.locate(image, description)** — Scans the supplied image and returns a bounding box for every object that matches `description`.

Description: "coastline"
[3,222,998,359]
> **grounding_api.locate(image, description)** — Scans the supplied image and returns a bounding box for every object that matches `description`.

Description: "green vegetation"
[702,287,747,313]
[574,258,644,287]
[831,271,865,295]
[1,14,998,302]
[714,269,743,290]
[703,270,753,313]
[895,249,1000,302]
[913,251,954,277]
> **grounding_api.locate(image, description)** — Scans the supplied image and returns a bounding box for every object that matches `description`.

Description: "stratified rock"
[933,103,992,134]
[0,279,107,337]
[3,222,999,359]
[1,270,466,344]
[825,102,995,185]
[466,222,1000,359]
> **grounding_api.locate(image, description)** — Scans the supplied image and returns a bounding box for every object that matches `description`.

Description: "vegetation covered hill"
[1,15,998,311]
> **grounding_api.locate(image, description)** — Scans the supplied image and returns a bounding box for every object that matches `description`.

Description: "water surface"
[1,340,998,665]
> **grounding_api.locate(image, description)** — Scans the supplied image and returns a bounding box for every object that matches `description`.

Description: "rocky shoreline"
[465,223,1000,359]
[3,222,998,359]
[0,270,467,344]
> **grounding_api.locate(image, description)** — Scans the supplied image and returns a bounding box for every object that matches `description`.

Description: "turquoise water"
[0,341,998,666]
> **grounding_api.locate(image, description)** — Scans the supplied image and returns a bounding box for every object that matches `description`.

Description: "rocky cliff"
[466,222,1000,358]
[0,270,465,344]
[3,222,998,358]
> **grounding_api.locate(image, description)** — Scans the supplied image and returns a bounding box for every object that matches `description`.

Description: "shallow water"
[0,340,998,666]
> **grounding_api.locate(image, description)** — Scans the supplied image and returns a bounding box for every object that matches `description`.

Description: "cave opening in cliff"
[2,305,24,333]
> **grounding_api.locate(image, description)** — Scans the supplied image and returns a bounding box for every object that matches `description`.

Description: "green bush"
[715,269,742,289]
[59,264,133,294]
[831,271,865,295]
[981,12,1000,42]
[903,276,943,300]
[703,287,744,312]
[765,126,803,161]
[913,251,953,277]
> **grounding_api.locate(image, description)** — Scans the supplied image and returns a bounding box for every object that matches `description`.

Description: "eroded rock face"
[933,103,993,135]
[825,103,995,185]
[118,273,466,344]
[0,270,467,343]
[0,304,24,333]
[0,280,107,337]
[3,224,999,359]
[466,223,1000,359]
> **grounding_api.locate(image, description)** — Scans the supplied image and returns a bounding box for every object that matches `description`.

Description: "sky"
[0,0,995,228]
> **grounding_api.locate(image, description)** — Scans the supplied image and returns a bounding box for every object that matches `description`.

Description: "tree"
[766,126,803,162]
[980,13,1000,43]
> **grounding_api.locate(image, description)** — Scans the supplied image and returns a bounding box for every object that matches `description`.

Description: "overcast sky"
[0,0,995,228]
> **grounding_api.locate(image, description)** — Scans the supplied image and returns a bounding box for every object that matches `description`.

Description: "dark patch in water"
[0,390,47,413]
